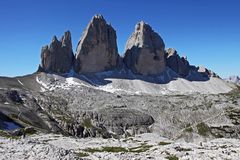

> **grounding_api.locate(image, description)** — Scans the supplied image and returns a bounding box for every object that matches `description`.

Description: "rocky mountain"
[0,14,240,159]
[74,15,120,74]
[165,48,190,77]
[40,31,74,73]
[37,14,218,82]
[124,21,166,75]
[225,76,240,85]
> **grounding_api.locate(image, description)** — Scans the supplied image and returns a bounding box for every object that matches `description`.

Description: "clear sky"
[0,0,239,78]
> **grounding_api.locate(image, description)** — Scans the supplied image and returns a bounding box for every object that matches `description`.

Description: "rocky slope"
[0,72,239,159]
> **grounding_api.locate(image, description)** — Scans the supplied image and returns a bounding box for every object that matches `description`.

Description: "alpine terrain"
[0,15,240,160]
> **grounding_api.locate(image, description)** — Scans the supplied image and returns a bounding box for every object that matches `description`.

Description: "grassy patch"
[184,127,193,132]
[23,127,37,135]
[83,144,153,154]
[196,122,209,136]
[226,88,240,100]
[102,147,128,152]
[129,143,153,153]
[165,155,179,160]
[84,147,128,153]
[158,141,171,145]
[0,130,19,139]
[75,151,89,157]
[82,118,93,128]
[83,148,102,153]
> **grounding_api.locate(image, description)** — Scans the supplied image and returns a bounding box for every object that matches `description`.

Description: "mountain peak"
[40,31,73,73]
[74,15,119,73]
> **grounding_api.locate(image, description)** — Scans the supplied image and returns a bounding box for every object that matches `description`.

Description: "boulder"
[165,48,190,77]
[123,21,166,75]
[74,14,120,73]
[40,31,74,73]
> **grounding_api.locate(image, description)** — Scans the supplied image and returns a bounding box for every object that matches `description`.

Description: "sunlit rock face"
[74,15,120,74]
[40,31,74,73]
[124,21,166,75]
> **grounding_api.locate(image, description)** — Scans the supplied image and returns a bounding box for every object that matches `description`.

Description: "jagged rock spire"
[165,48,190,77]
[123,21,166,75]
[74,14,120,73]
[40,31,74,73]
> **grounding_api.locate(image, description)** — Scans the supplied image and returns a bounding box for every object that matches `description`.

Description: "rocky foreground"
[1,133,240,160]
[0,72,240,159]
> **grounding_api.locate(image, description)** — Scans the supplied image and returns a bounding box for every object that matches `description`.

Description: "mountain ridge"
[39,14,218,81]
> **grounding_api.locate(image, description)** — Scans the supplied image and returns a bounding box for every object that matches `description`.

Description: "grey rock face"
[165,48,190,77]
[40,31,74,73]
[124,21,166,75]
[74,15,120,73]
[98,108,154,135]
[198,66,218,78]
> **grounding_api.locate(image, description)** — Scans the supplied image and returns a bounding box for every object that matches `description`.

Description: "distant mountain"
[225,76,240,85]
[38,14,218,81]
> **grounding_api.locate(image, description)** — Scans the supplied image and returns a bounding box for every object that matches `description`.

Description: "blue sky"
[0,0,239,78]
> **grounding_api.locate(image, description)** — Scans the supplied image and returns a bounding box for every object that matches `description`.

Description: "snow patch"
[36,75,92,91]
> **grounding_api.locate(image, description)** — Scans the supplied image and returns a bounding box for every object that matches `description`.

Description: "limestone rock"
[198,66,218,78]
[165,48,190,77]
[74,15,120,73]
[40,31,73,73]
[123,21,166,75]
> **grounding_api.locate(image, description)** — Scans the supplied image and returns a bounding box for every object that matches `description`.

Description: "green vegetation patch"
[82,118,93,128]
[75,151,89,157]
[102,146,128,152]
[158,141,171,145]
[196,122,209,136]
[165,155,179,160]
[184,126,193,132]
[129,143,153,153]
[84,146,128,153]
[226,88,240,100]
[83,143,153,153]
[0,130,19,139]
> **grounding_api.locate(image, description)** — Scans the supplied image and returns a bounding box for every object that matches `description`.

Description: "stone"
[165,48,190,77]
[198,66,218,78]
[40,31,74,73]
[123,21,166,75]
[74,14,120,73]
[97,108,154,136]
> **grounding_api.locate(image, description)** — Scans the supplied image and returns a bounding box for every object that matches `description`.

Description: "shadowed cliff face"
[40,31,74,73]
[0,112,22,130]
[165,48,190,77]
[74,15,120,74]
